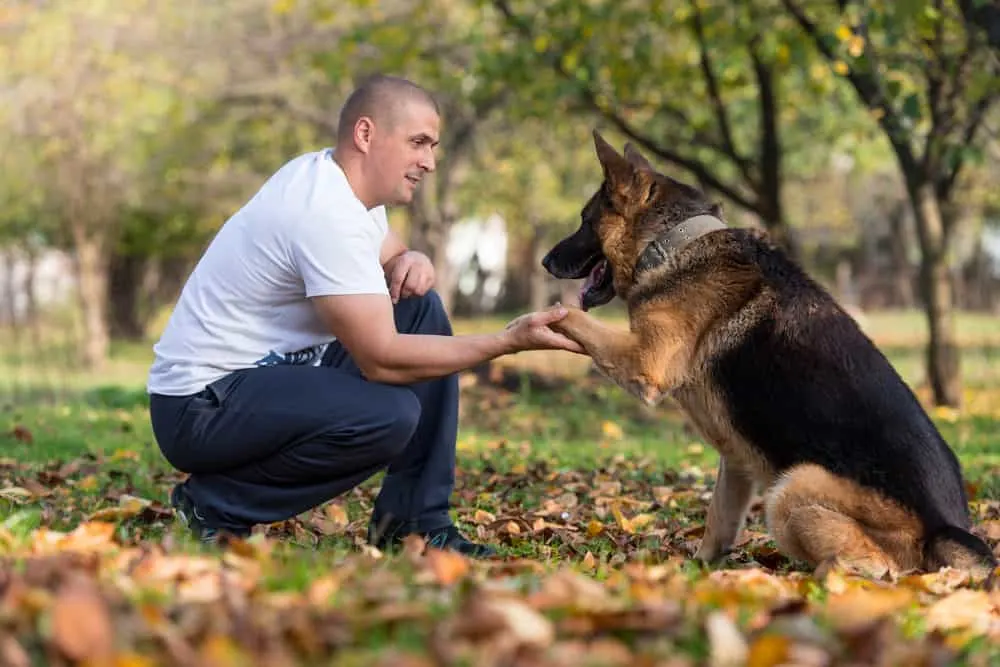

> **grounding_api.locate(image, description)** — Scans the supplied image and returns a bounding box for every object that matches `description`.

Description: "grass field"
[1,309,999,666]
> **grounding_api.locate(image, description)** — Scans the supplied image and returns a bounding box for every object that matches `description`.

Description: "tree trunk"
[73,234,110,370]
[406,204,458,316]
[107,253,146,341]
[0,248,17,328]
[909,182,961,407]
[529,226,550,312]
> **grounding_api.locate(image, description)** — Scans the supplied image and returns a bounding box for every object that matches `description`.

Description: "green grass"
[0,309,999,665]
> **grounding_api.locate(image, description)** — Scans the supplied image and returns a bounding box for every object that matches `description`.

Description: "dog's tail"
[923,524,998,588]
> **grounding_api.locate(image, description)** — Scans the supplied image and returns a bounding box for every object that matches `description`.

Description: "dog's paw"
[624,377,666,406]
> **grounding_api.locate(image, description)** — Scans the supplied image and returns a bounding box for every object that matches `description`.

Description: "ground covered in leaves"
[2,353,1000,665]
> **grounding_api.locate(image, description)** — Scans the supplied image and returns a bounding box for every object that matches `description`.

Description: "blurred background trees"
[1,0,998,406]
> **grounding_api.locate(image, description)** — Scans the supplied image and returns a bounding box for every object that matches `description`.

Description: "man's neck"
[331,148,378,210]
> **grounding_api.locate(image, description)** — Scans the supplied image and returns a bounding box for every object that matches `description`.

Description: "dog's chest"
[673,380,775,485]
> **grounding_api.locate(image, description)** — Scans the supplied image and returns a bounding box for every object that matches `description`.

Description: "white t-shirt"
[147,148,390,396]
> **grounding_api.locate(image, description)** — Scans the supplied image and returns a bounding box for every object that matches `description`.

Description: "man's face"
[371,100,440,206]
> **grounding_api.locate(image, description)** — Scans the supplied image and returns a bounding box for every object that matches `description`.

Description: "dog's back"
[697,230,994,576]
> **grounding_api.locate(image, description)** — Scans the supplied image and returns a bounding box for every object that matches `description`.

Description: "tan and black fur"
[542,130,997,584]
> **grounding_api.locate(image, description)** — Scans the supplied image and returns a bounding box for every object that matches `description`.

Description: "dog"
[541,129,997,584]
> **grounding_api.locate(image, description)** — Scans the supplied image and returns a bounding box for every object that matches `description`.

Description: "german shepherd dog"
[542,130,997,584]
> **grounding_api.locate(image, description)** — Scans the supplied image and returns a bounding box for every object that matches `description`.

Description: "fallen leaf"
[705,610,748,667]
[424,548,470,586]
[925,589,997,635]
[746,634,790,667]
[323,503,349,528]
[10,425,32,443]
[824,584,916,631]
[50,573,114,663]
[472,509,496,524]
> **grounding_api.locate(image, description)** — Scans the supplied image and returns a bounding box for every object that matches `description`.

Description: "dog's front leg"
[551,308,670,405]
[693,457,757,563]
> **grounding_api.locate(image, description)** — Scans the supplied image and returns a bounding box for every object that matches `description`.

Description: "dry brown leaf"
[746,634,791,667]
[925,590,997,635]
[981,520,1000,541]
[528,568,614,612]
[424,548,470,586]
[87,495,152,521]
[306,575,341,606]
[50,573,114,663]
[473,509,496,524]
[0,634,30,667]
[705,610,748,667]
[323,502,349,528]
[823,584,916,631]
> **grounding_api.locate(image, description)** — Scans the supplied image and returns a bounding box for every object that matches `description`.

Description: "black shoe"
[169,483,251,543]
[368,518,498,559]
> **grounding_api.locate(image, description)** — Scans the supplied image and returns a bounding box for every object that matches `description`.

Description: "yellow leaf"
[610,503,633,534]
[747,634,790,667]
[601,421,624,440]
[473,509,496,524]
[271,0,296,14]
[323,503,349,528]
[847,35,865,57]
[77,475,99,491]
[833,61,849,76]
[581,551,597,570]
[629,514,656,530]
[835,24,853,41]
[586,520,604,537]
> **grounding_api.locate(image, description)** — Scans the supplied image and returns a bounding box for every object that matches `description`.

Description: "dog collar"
[635,214,727,274]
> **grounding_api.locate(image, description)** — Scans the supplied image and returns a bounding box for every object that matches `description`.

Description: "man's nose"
[420,151,436,173]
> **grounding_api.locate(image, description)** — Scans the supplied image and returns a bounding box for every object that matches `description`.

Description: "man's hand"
[385,250,435,304]
[500,306,586,355]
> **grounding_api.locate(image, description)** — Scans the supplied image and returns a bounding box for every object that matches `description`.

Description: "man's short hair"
[337,75,439,143]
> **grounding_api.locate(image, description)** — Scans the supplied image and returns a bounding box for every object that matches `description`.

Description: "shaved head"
[337,75,440,145]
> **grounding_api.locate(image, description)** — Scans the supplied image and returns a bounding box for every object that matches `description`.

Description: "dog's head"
[542,130,722,310]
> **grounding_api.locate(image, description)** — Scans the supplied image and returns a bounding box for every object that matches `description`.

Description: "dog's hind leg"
[694,457,757,563]
[764,464,924,580]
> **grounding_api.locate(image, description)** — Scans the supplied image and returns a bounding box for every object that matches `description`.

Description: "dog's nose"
[541,253,553,271]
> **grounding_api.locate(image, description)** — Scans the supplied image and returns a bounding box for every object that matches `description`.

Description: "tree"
[481,0,867,259]
[781,0,1000,407]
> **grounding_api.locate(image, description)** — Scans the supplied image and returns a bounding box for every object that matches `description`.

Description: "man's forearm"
[361,332,515,384]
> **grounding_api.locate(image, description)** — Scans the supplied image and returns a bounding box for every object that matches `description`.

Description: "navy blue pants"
[148,291,458,535]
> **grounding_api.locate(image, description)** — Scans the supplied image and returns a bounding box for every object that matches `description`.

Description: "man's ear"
[593,129,636,189]
[354,116,375,154]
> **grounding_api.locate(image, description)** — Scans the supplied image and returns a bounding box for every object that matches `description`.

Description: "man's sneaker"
[368,518,498,559]
[169,483,250,543]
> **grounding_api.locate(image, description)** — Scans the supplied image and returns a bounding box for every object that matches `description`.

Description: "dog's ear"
[623,142,655,172]
[593,130,635,188]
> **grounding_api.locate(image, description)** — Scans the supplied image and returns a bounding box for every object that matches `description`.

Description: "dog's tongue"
[580,260,606,298]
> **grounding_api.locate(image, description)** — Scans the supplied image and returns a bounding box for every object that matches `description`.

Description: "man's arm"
[380,227,409,267]
[311,293,582,385]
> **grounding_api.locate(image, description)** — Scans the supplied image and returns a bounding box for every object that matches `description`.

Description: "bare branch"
[490,0,758,214]
[688,0,755,187]
[781,0,922,178]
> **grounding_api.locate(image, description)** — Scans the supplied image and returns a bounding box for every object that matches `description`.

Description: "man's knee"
[395,289,452,336]
[373,388,422,460]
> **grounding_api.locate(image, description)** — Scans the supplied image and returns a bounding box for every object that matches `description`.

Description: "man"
[146,75,582,558]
